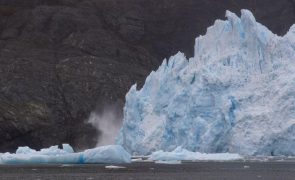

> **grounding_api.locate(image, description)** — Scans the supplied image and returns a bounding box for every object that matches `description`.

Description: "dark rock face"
[0,0,294,152]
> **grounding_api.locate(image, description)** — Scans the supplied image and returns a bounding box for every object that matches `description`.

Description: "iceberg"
[83,145,131,164]
[149,147,243,161]
[117,9,295,156]
[0,144,131,164]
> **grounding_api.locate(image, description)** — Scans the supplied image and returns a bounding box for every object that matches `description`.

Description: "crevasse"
[117,9,295,156]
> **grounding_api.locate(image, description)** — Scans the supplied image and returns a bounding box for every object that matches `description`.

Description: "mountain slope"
[0,0,295,151]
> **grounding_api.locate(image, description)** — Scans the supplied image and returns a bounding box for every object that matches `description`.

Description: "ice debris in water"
[83,145,131,164]
[117,9,295,156]
[149,147,243,162]
[0,144,131,164]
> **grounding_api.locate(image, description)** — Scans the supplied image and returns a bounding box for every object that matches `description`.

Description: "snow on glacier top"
[117,9,295,156]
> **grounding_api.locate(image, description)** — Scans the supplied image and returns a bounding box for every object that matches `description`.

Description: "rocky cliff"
[0,0,295,152]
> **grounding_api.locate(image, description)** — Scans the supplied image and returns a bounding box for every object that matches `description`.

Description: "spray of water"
[88,105,122,146]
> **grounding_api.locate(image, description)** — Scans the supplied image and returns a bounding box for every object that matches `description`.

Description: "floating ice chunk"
[62,144,74,153]
[83,145,131,164]
[105,165,126,169]
[16,146,37,154]
[0,144,131,164]
[39,145,69,155]
[155,160,182,164]
[149,147,243,161]
[1,151,82,164]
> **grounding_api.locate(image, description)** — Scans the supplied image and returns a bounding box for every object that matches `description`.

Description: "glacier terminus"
[117,10,295,156]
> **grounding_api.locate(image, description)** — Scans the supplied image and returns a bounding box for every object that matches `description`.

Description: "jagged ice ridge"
[117,10,295,156]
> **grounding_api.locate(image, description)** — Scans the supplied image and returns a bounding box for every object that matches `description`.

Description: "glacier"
[117,9,295,156]
[0,144,131,164]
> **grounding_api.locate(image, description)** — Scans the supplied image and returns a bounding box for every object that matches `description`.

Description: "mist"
[88,105,123,146]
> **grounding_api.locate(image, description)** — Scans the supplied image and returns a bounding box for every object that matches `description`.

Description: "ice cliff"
[117,10,295,156]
